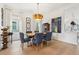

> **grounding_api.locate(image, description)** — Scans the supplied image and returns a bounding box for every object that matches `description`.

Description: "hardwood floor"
[0,39,79,55]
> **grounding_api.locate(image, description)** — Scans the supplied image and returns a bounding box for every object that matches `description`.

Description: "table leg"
[11,35,12,44]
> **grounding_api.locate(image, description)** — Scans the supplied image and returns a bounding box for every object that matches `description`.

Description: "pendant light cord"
[37,3,39,14]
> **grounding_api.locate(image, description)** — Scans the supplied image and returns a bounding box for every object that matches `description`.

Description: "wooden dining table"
[26,32,48,47]
[27,33,35,38]
[26,33,35,46]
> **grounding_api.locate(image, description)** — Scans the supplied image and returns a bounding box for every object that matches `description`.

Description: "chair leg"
[49,41,51,45]
[21,43,24,50]
[27,42,29,47]
[40,42,44,48]
[36,44,39,51]
[46,41,49,46]
[31,44,36,50]
[47,41,51,46]
[31,44,40,51]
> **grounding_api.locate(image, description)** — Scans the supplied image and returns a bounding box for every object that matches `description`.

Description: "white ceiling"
[1,3,79,14]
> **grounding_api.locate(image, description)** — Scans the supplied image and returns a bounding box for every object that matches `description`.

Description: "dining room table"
[26,32,48,47]
[26,32,35,46]
[27,32,35,38]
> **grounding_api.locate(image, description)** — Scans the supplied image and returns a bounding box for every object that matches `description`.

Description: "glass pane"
[12,21,18,32]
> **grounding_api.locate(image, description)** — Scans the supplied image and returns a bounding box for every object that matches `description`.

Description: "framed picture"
[51,17,61,33]
[26,17,31,31]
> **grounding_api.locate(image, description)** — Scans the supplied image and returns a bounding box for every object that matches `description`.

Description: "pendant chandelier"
[33,3,43,21]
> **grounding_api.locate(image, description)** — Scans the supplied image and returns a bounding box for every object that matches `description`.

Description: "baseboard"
[53,39,77,46]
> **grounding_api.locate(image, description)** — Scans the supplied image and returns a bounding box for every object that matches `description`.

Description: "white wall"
[0,6,38,40]
[0,6,24,40]
[0,5,3,34]
[49,4,79,45]
[0,8,1,27]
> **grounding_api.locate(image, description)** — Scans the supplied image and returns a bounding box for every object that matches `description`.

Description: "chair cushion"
[24,34,28,38]
[43,32,52,41]
[24,38,31,42]
[32,39,40,45]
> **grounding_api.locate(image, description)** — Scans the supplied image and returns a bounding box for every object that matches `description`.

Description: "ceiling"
[0,3,79,15]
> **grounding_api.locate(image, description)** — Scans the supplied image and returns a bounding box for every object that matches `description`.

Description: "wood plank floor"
[0,39,79,55]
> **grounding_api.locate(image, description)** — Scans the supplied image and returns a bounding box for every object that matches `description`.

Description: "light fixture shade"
[33,13,43,21]
[33,3,43,21]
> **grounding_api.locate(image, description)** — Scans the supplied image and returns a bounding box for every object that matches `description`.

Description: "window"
[12,21,19,32]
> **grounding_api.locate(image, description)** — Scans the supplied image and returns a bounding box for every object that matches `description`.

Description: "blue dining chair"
[44,32,52,46]
[19,32,31,49]
[32,33,43,51]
